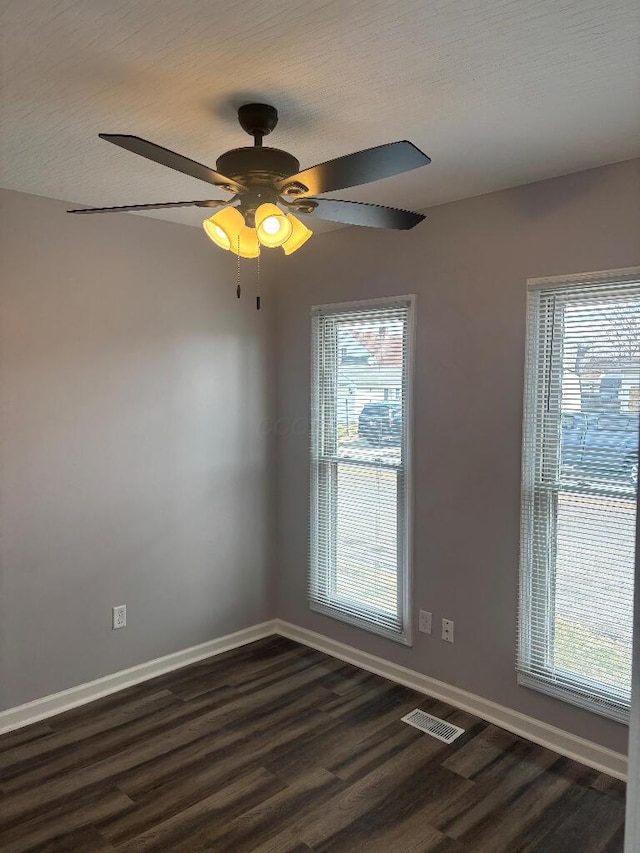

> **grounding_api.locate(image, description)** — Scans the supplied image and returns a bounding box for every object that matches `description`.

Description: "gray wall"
[0,189,274,710]
[273,158,640,755]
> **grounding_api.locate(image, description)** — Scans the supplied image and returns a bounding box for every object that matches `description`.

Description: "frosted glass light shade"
[255,203,292,248]
[202,207,245,250]
[237,226,260,259]
[282,214,313,255]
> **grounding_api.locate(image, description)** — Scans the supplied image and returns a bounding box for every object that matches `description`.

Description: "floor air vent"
[401,709,465,744]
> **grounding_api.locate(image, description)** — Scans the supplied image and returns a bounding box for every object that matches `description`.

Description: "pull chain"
[236,237,241,299]
[256,249,261,310]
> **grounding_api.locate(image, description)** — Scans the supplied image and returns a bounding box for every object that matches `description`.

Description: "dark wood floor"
[0,636,626,852]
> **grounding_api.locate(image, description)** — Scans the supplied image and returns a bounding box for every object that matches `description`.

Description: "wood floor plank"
[264,702,425,785]
[168,647,314,702]
[248,827,314,853]
[0,706,235,826]
[173,766,343,853]
[0,785,133,853]
[0,638,626,853]
[23,826,116,852]
[592,772,627,801]
[0,722,55,754]
[296,735,468,848]
[112,685,332,799]
[601,824,627,853]
[97,703,335,844]
[265,695,475,792]
[116,767,285,853]
[524,785,625,852]
[227,648,343,694]
[433,737,563,841]
[318,664,383,697]
[0,687,237,793]
[456,756,598,852]
[97,755,265,844]
[311,763,473,852]
[43,680,182,731]
[0,666,330,821]
[442,722,519,779]
[0,691,181,778]
[507,778,591,852]
[326,717,426,781]
[318,813,462,853]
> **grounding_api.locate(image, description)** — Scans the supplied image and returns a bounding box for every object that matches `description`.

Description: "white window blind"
[518,269,640,722]
[310,297,413,642]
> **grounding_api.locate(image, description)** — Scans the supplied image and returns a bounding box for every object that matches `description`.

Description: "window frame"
[309,295,415,645]
[518,266,640,723]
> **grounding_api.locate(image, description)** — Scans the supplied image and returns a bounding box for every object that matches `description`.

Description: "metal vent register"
[401,709,465,744]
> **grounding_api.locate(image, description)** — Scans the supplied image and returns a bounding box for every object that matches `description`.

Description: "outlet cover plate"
[442,618,454,643]
[418,610,432,634]
[112,605,126,630]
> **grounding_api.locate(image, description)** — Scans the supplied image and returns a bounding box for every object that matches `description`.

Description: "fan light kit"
[69,103,431,302]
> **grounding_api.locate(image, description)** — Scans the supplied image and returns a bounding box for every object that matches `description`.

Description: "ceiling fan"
[68,103,431,257]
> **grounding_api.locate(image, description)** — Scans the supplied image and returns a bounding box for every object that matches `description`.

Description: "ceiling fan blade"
[293,198,425,230]
[99,134,245,192]
[67,200,229,214]
[278,141,430,197]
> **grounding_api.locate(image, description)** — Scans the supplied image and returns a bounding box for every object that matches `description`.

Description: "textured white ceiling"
[1,0,638,230]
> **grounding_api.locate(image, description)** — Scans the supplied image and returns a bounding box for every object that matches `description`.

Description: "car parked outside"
[358,402,402,445]
[561,411,639,487]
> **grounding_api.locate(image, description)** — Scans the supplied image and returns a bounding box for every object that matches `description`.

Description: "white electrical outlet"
[442,618,454,643]
[112,605,126,630]
[418,610,432,634]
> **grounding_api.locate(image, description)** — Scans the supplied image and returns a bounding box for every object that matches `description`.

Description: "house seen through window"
[310,298,413,642]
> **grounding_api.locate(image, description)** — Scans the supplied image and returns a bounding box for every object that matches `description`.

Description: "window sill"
[517,672,629,724]
[309,600,412,646]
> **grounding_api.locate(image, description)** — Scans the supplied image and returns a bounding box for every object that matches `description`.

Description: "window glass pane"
[336,315,404,467]
[334,462,398,617]
[554,492,634,694]
[310,299,412,642]
[519,272,639,720]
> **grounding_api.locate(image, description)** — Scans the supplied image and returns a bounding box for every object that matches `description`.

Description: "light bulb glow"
[255,203,292,248]
[261,216,281,236]
[202,207,245,251]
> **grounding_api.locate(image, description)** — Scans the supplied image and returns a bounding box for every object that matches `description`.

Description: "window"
[310,297,413,642]
[518,268,640,721]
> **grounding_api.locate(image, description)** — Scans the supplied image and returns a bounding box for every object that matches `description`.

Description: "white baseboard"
[274,619,628,781]
[0,617,627,781]
[0,620,277,735]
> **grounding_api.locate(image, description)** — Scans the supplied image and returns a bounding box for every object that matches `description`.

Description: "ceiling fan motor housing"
[216,147,300,187]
